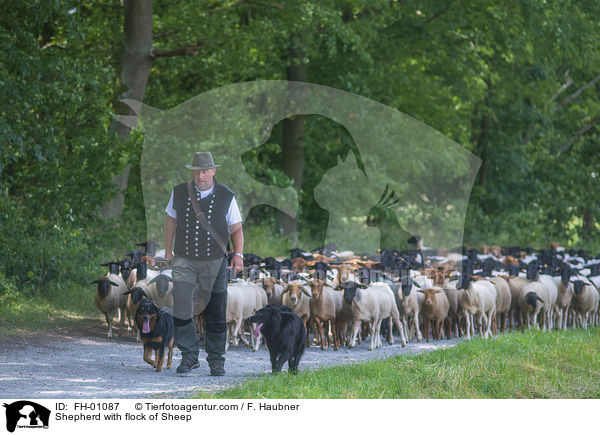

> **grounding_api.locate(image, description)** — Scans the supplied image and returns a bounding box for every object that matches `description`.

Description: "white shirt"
[165,184,242,226]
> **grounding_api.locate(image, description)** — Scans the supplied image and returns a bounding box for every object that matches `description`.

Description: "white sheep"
[342,281,407,350]
[225,282,268,351]
[518,282,548,330]
[571,280,600,329]
[461,278,497,339]
[92,275,128,339]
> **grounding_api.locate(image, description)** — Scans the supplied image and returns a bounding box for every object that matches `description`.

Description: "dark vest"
[172,180,234,260]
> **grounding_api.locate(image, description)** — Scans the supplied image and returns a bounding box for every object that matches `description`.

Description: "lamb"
[571,280,600,329]
[418,287,450,342]
[92,275,129,339]
[225,282,268,351]
[340,281,407,350]
[308,279,343,350]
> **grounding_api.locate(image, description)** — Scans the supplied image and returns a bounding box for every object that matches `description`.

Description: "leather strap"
[187,180,228,255]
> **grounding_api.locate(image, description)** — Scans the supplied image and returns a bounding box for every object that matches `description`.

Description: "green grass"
[0,280,101,335]
[195,328,600,399]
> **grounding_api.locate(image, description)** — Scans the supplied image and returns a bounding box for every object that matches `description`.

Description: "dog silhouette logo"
[3,401,50,432]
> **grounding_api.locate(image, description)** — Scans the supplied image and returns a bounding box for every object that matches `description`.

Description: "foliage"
[2,0,600,303]
[197,328,600,399]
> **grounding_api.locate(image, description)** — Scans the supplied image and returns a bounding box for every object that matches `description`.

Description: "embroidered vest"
[172,180,234,260]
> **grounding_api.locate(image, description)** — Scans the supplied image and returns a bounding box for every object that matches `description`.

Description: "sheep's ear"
[417,289,425,294]
[323,283,334,288]
[281,285,290,295]
[141,290,150,299]
[536,296,544,303]
[301,287,311,297]
[123,290,132,295]
[91,280,100,284]
[433,289,442,294]
[275,279,286,286]
[108,280,120,287]
[358,283,368,289]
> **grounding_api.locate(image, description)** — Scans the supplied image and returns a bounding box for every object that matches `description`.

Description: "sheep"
[508,276,530,329]
[571,280,600,329]
[308,279,343,350]
[518,282,548,330]
[442,277,461,338]
[418,287,450,342]
[92,275,129,339]
[488,276,512,333]
[254,277,286,306]
[538,274,559,329]
[340,281,407,350]
[552,266,574,330]
[395,272,425,342]
[225,282,268,351]
[146,272,173,309]
[281,280,312,345]
[460,275,497,339]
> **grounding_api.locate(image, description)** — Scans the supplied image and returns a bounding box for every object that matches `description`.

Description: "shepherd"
[164,152,244,376]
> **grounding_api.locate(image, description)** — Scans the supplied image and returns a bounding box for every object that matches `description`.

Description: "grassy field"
[195,328,600,399]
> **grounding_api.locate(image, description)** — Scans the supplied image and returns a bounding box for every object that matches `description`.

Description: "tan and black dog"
[134,299,174,372]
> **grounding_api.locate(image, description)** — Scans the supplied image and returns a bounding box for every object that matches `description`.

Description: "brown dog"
[134,299,175,372]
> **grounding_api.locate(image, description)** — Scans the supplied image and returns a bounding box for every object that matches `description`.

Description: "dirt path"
[0,321,461,399]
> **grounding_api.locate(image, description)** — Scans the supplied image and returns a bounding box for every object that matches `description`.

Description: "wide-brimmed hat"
[185,152,221,170]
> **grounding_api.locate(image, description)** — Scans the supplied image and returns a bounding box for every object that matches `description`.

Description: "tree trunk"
[583,209,594,239]
[101,0,153,218]
[278,45,307,243]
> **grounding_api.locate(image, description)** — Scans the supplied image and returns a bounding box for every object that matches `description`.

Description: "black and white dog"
[247,304,305,374]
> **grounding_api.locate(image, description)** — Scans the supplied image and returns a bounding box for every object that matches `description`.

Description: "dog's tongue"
[253,323,262,339]
[142,318,151,334]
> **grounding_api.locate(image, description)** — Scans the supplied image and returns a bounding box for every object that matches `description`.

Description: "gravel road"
[0,321,461,399]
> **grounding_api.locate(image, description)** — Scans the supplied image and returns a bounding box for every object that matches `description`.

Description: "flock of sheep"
[93,242,600,352]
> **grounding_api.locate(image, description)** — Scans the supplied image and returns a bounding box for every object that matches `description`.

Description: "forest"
[1,0,599,299]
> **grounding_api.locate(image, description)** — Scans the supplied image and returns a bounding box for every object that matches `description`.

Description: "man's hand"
[165,250,174,264]
[230,255,244,275]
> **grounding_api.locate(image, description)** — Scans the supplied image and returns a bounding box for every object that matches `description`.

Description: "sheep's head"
[91,277,120,298]
[336,280,367,303]
[418,288,442,307]
[308,279,331,300]
[281,281,310,304]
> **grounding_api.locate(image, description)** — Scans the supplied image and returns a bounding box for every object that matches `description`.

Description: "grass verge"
[0,281,101,336]
[194,328,600,399]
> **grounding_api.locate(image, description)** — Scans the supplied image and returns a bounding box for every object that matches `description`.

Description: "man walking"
[164,152,244,376]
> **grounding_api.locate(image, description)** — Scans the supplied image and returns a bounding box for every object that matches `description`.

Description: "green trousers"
[171,256,228,364]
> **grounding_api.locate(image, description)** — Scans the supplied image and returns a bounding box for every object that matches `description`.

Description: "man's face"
[193,168,216,190]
